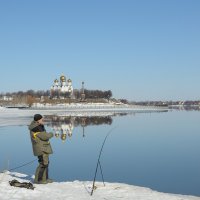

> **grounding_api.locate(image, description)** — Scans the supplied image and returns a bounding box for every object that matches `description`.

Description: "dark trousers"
[35,154,49,182]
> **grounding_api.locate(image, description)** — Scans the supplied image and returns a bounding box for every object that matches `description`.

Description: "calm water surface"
[0,110,200,196]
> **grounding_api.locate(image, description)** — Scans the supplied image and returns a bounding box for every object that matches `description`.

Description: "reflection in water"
[169,105,200,111]
[45,115,113,141]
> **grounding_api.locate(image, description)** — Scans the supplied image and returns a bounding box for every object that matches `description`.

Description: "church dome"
[60,74,66,82]
[54,79,59,83]
[67,79,72,82]
[61,134,67,142]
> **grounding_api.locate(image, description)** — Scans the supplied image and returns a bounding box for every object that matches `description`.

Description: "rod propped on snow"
[90,127,116,196]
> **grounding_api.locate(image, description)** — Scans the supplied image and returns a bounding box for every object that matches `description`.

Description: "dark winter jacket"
[28,120,53,156]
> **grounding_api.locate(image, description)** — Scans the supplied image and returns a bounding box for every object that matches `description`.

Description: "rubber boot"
[37,165,47,184]
[45,167,53,183]
[34,164,41,183]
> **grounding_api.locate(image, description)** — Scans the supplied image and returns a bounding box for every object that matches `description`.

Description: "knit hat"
[34,114,43,121]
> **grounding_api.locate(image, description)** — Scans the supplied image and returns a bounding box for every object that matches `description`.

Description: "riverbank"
[0,104,168,127]
[0,171,199,200]
[28,102,169,111]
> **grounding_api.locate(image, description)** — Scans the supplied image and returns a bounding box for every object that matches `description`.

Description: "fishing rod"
[0,159,37,173]
[90,126,116,196]
[9,159,37,171]
[98,160,105,186]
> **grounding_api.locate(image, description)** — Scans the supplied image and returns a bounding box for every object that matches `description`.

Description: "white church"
[50,74,73,99]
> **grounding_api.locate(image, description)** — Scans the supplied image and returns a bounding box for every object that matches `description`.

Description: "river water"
[0,110,200,196]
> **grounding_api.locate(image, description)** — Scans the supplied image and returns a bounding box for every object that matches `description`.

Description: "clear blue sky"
[0,0,199,101]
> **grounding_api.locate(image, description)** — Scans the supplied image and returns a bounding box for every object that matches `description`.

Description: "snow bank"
[0,171,199,200]
[0,106,167,127]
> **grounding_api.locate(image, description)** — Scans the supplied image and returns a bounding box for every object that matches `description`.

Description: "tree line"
[0,89,113,105]
[73,89,112,100]
[0,90,50,98]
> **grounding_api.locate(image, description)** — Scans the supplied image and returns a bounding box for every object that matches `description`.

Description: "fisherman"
[28,114,54,184]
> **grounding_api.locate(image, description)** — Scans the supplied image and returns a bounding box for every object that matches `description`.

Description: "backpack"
[9,179,35,190]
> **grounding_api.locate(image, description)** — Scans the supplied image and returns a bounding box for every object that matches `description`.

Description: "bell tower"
[80,81,85,101]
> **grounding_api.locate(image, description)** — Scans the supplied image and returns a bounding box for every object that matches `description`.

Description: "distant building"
[0,96,13,101]
[50,74,73,99]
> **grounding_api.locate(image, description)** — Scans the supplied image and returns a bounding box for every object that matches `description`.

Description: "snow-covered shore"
[0,171,199,200]
[0,104,168,127]
[29,102,168,111]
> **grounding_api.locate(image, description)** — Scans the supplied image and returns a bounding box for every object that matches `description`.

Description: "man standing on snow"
[29,114,54,184]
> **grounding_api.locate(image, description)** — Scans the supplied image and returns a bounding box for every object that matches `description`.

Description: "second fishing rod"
[90,126,116,196]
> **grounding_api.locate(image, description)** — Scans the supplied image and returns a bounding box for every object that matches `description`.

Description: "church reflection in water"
[45,115,113,142]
